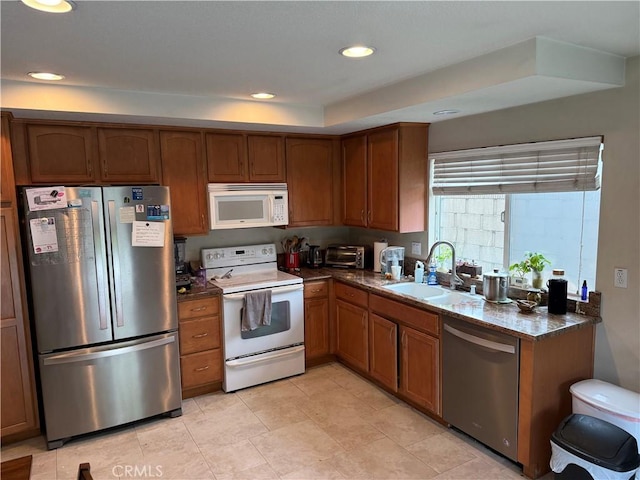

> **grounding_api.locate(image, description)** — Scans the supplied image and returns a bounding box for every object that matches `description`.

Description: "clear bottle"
[427,262,438,285]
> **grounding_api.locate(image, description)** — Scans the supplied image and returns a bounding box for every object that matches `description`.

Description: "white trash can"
[571,379,640,453]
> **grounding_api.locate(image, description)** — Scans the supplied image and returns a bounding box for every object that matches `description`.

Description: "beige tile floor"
[1,363,553,480]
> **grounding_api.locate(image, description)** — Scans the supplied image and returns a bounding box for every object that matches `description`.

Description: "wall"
[427,56,640,391]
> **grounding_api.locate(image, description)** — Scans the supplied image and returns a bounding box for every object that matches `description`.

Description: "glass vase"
[531,271,543,289]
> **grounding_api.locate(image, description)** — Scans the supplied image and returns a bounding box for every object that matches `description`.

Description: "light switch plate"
[411,242,421,256]
[614,268,628,288]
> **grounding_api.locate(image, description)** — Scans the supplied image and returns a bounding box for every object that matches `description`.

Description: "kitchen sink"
[382,282,451,301]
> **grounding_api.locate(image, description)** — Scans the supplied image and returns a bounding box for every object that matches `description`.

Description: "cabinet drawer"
[179,317,220,355]
[304,280,328,299]
[370,294,439,336]
[180,350,222,389]
[335,282,368,308]
[178,296,219,320]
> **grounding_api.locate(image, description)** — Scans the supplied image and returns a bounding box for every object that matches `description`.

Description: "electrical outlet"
[614,268,628,288]
[411,242,421,256]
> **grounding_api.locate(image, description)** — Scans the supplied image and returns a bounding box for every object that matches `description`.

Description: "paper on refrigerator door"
[132,220,165,247]
[30,217,59,254]
[25,186,66,211]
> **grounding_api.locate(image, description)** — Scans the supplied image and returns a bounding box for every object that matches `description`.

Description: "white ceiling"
[1,1,639,134]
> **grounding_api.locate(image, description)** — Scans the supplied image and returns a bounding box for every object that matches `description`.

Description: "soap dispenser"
[414,261,424,283]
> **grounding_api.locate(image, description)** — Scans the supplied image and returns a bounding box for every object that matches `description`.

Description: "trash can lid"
[552,414,640,472]
[570,379,640,420]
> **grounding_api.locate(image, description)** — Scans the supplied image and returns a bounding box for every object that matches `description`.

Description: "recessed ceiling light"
[21,0,75,13]
[28,72,65,81]
[433,109,461,116]
[251,93,275,100]
[339,46,376,58]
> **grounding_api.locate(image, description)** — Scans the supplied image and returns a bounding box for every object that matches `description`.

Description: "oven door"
[222,283,304,359]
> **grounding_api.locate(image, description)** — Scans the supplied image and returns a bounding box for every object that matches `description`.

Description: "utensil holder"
[285,252,300,270]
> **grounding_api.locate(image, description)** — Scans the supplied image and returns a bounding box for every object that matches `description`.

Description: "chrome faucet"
[424,241,464,290]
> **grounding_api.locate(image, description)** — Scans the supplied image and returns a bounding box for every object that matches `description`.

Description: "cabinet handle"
[389,327,394,344]
[311,289,322,293]
[190,306,207,312]
[367,211,372,222]
[192,332,209,338]
[401,330,406,346]
[201,213,205,229]
[194,365,210,372]
[360,210,365,222]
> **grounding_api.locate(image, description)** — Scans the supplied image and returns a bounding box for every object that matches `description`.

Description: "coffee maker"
[174,237,191,289]
[379,246,405,276]
[307,245,323,268]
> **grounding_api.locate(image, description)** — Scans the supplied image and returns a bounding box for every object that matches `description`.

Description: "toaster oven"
[324,245,366,269]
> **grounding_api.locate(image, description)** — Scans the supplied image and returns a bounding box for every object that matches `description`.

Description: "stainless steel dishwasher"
[442,315,520,461]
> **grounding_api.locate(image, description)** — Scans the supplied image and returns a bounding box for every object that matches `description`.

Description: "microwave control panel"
[272,195,287,223]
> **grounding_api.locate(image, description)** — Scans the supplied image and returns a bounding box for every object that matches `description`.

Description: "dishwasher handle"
[444,323,516,354]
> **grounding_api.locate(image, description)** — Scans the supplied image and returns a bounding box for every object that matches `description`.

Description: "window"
[429,137,603,293]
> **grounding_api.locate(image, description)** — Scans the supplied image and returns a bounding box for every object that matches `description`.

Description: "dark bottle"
[548,269,568,314]
[581,280,588,301]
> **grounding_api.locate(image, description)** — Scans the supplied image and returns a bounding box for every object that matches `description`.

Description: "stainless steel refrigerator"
[22,185,182,449]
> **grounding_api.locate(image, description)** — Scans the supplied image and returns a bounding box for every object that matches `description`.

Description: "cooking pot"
[483,269,510,302]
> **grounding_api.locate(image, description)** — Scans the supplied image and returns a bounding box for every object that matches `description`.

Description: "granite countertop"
[177,266,600,340]
[302,267,600,341]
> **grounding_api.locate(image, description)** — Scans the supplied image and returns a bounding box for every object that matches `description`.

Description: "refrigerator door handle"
[42,336,176,365]
[92,200,109,331]
[107,200,124,328]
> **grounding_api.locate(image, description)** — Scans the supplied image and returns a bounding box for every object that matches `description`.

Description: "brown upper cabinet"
[21,123,97,184]
[97,127,159,183]
[1,113,16,205]
[286,137,334,227]
[206,133,285,183]
[342,123,428,233]
[11,121,160,185]
[159,131,208,236]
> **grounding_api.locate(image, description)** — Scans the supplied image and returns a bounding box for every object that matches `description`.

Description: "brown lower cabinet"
[334,282,369,373]
[399,326,439,413]
[303,280,331,366]
[177,295,222,398]
[369,313,398,392]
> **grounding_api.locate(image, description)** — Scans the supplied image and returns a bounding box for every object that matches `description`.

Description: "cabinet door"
[368,128,399,231]
[304,297,329,361]
[1,208,38,439]
[26,124,96,183]
[399,326,440,414]
[248,135,285,182]
[369,313,398,392]
[97,128,159,182]
[1,114,16,205]
[286,138,333,226]
[342,135,367,227]
[160,131,208,235]
[335,299,368,372]
[206,133,247,182]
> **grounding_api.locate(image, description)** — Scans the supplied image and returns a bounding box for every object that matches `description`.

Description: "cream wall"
[426,56,640,391]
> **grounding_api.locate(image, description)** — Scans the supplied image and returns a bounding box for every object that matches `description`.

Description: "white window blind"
[430,136,603,195]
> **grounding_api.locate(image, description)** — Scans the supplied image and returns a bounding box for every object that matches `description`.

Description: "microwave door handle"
[268,195,274,222]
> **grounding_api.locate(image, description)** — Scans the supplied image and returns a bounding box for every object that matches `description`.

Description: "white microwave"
[208,183,289,230]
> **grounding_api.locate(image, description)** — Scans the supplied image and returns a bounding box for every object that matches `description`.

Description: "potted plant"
[434,245,452,273]
[509,252,550,289]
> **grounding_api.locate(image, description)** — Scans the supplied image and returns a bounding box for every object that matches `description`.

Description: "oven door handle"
[223,284,303,300]
[226,345,305,367]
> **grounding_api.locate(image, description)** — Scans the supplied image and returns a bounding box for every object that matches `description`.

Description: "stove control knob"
[269,247,274,255]
[206,253,213,261]
[213,252,222,260]
[262,248,268,255]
